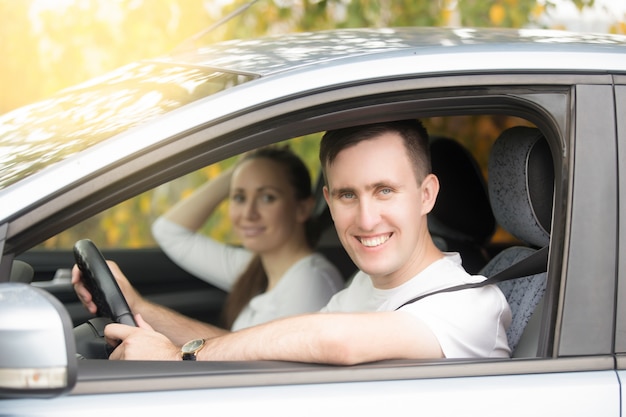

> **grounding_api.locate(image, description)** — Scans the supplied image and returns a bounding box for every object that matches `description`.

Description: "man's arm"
[105,310,443,364]
[132,299,228,345]
[72,261,228,346]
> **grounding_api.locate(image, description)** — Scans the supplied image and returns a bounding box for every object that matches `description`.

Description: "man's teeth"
[360,235,390,247]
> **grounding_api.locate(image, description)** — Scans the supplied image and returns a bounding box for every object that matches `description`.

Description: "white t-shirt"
[152,217,344,331]
[322,253,512,358]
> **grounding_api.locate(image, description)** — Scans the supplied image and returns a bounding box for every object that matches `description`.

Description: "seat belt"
[395,245,549,310]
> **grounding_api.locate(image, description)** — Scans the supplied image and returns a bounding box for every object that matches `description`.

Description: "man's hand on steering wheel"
[72,239,137,327]
[71,259,140,315]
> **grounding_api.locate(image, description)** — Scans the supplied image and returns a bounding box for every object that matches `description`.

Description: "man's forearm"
[137,299,228,346]
[195,313,355,364]
[194,311,442,365]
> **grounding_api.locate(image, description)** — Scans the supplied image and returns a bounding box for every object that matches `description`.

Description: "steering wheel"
[72,239,136,359]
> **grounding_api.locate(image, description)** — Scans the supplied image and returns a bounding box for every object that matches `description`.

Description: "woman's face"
[229,157,310,254]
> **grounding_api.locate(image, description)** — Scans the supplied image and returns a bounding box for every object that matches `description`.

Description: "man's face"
[323,133,437,287]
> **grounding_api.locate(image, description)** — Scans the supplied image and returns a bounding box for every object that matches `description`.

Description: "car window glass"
[36,133,323,250]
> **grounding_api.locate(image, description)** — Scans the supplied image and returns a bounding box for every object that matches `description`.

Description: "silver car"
[1,27,626,416]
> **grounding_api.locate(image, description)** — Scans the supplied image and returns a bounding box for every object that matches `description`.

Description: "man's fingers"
[71,264,97,314]
[104,322,136,343]
[135,313,154,331]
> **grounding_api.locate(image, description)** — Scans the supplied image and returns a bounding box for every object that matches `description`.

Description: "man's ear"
[420,173,440,215]
[322,186,334,221]
[322,185,330,205]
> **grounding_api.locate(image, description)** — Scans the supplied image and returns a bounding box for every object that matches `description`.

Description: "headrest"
[488,127,554,247]
[429,137,495,244]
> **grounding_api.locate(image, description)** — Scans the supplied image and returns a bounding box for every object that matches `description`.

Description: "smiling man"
[96,119,511,363]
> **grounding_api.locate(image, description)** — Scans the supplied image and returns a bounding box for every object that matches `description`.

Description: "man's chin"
[354,259,395,280]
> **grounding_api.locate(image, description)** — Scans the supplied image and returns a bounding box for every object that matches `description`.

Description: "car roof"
[159,27,626,76]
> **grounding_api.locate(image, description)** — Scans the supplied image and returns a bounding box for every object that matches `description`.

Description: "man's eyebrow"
[329,186,355,198]
[329,181,395,198]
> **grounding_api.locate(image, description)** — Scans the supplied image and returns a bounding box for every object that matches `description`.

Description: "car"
[1,26,626,415]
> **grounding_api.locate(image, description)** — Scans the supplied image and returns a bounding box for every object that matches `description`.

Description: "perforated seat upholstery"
[428,137,495,274]
[480,126,554,356]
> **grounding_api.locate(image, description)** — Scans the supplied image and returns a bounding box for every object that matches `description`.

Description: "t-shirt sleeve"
[399,285,511,358]
[151,216,253,292]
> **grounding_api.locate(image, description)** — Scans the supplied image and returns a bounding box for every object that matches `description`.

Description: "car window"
[37,133,324,250]
[35,115,531,252]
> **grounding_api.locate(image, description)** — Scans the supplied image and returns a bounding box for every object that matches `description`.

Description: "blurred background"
[2,0,624,115]
[2,0,624,249]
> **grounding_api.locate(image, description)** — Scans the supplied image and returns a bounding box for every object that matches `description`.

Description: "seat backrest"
[428,137,496,274]
[480,126,554,357]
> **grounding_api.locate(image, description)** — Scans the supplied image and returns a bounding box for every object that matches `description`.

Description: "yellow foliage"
[207,164,223,179]
[114,207,130,223]
[441,8,452,25]
[139,194,152,215]
[106,227,121,246]
[531,3,545,19]
[611,21,626,34]
[489,3,506,26]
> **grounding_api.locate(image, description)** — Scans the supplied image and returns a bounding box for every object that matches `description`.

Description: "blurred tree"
[0,0,212,114]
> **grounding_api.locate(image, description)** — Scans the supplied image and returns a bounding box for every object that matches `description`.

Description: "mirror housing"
[0,283,77,398]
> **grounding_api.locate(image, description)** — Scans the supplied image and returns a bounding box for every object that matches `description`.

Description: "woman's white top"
[152,217,344,330]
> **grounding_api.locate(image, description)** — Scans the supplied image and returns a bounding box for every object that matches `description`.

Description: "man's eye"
[380,188,392,195]
[340,192,355,200]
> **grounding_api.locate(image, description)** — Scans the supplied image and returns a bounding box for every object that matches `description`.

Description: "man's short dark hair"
[319,119,431,185]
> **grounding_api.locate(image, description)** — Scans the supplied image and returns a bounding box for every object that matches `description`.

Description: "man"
[74,119,511,363]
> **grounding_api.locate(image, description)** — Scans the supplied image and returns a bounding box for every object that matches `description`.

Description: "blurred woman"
[152,146,343,332]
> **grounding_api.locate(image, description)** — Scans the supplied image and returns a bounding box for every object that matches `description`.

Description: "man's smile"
[357,233,392,247]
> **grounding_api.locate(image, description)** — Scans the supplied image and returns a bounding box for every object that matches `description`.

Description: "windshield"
[0,61,255,190]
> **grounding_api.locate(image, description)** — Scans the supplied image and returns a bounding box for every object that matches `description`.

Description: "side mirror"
[0,283,77,398]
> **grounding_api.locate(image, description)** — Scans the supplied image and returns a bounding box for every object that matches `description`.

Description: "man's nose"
[355,198,381,231]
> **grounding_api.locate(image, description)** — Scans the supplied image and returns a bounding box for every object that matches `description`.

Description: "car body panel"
[0,366,619,416]
[556,84,618,356]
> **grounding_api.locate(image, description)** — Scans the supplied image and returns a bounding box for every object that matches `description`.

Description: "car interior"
[13,113,556,367]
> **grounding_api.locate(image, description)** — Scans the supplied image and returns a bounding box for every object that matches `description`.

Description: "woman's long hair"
[221,146,318,329]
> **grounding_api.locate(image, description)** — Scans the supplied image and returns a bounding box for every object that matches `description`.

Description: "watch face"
[182,339,204,353]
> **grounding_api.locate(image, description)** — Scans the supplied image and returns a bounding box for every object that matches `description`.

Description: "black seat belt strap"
[394,245,549,310]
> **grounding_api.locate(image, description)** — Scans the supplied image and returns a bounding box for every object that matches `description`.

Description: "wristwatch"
[181,338,205,361]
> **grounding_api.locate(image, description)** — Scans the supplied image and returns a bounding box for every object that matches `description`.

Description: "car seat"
[481,126,554,357]
[428,137,496,274]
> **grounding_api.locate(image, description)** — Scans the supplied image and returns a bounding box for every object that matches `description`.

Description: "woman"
[152,146,344,331]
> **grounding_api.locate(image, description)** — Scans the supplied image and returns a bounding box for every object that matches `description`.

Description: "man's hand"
[105,314,180,361]
[71,260,141,314]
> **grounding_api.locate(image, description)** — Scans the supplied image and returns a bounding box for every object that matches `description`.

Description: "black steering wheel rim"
[73,239,136,327]
[73,239,136,359]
